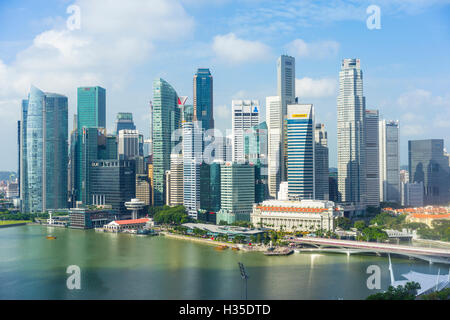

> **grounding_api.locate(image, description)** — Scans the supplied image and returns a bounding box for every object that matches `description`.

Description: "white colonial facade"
[251,199,343,232]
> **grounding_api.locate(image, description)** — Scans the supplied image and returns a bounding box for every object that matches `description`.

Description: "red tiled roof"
[114,218,150,225]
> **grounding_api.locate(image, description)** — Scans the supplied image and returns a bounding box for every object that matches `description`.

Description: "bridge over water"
[290,237,450,265]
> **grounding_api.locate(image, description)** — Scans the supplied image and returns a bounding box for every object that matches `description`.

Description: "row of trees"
[151,206,191,225]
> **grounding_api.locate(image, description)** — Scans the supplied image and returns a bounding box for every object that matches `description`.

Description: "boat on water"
[46,235,56,240]
[264,248,293,256]
[214,245,228,251]
[137,229,158,236]
[232,247,240,251]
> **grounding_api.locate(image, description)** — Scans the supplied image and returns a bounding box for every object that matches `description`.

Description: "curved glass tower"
[21,86,68,213]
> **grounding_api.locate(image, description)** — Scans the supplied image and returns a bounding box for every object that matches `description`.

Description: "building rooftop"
[113,218,150,225]
[257,199,336,209]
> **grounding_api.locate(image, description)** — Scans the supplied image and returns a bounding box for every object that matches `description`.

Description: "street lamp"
[238,262,249,300]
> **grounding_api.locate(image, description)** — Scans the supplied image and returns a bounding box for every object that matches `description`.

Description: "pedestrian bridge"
[291,237,450,265]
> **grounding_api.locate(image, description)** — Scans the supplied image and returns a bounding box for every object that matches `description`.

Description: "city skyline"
[1,1,450,171]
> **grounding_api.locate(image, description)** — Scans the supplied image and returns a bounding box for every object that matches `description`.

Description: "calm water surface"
[0,225,443,300]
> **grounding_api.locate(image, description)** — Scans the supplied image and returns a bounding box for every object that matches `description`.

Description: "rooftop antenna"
[238,262,249,300]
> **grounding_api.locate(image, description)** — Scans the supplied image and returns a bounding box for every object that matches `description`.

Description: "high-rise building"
[182,108,203,218]
[266,96,282,198]
[400,169,409,206]
[232,100,260,163]
[115,112,136,134]
[277,55,296,181]
[216,163,255,224]
[286,104,315,200]
[314,123,329,201]
[379,120,400,203]
[199,161,222,213]
[403,182,424,207]
[337,58,366,207]
[118,129,141,160]
[244,121,269,203]
[328,168,339,203]
[168,153,183,206]
[75,86,106,202]
[136,174,151,206]
[17,120,21,198]
[365,110,380,207]
[152,78,180,206]
[20,86,68,213]
[19,100,28,210]
[89,159,136,215]
[408,139,450,205]
[193,68,214,133]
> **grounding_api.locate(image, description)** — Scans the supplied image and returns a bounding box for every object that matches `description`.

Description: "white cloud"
[286,39,340,59]
[212,33,272,64]
[215,104,230,118]
[296,77,337,98]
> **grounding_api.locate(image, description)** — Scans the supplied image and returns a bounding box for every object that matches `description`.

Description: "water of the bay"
[0,225,444,300]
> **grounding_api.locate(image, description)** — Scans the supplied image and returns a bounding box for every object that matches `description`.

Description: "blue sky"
[0,0,449,170]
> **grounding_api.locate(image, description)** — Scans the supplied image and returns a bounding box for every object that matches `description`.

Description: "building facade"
[408,139,450,205]
[337,58,366,207]
[379,119,400,203]
[251,199,342,232]
[232,100,260,163]
[365,110,380,207]
[266,96,282,198]
[152,78,180,206]
[193,68,214,134]
[115,112,136,134]
[20,86,68,213]
[403,182,424,207]
[216,163,255,224]
[286,104,315,200]
[168,153,184,206]
[314,123,329,201]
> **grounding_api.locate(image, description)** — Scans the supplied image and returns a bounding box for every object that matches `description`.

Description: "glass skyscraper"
[337,58,366,206]
[286,104,315,200]
[152,78,180,206]
[115,112,136,134]
[379,119,400,204]
[75,86,106,202]
[20,86,68,213]
[364,110,380,207]
[314,123,329,201]
[193,68,214,133]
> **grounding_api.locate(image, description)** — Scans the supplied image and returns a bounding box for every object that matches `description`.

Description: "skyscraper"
[152,78,180,206]
[19,99,28,210]
[168,153,184,206]
[337,58,366,206]
[193,68,214,133]
[379,119,400,203]
[232,100,260,163]
[314,123,329,201]
[115,112,136,134]
[266,96,282,198]
[75,86,106,202]
[118,129,140,160]
[408,139,450,205]
[277,55,296,182]
[20,86,68,213]
[216,163,255,224]
[286,104,315,200]
[365,110,380,207]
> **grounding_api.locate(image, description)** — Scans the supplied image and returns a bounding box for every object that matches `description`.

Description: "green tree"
[366,282,420,300]
[336,216,352,230]
[354,220,366,231]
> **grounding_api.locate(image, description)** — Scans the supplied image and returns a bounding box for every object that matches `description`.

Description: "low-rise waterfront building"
[69,208,112,229]
[103,218,153,232]
[250,199,343,232]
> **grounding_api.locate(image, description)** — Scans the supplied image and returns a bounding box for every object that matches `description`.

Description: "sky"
[0,0,449,171]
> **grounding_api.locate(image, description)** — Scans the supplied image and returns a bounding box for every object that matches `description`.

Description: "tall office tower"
[244,121,268,203]
[200,161,222,213]
[182,104,203,218]
[328,168,339,203]
[152,78,180,206]
[266,96,282,198]
[115,112,136,134]
[314,123,329,201]
[232,100,260,163]
[337,58,366,206]
[147,163,154,206]
[193,68,214,133]
[277,55,296,181]
[68,115,78,207]
[89,159,136,216]
[400,169,409,206]
[118,129,140,160]
[17,120,20,198]
[19,100,28,211]
[136,174,151,206]
[20,86,68,213]
[75,86,106,202]
[216,163,255,224]
[365,110,380,207]
[403,182,424,207]
[168,153,184,206]
[286,104,315,200]
[379,120,400,203]
[409,139,450,205]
